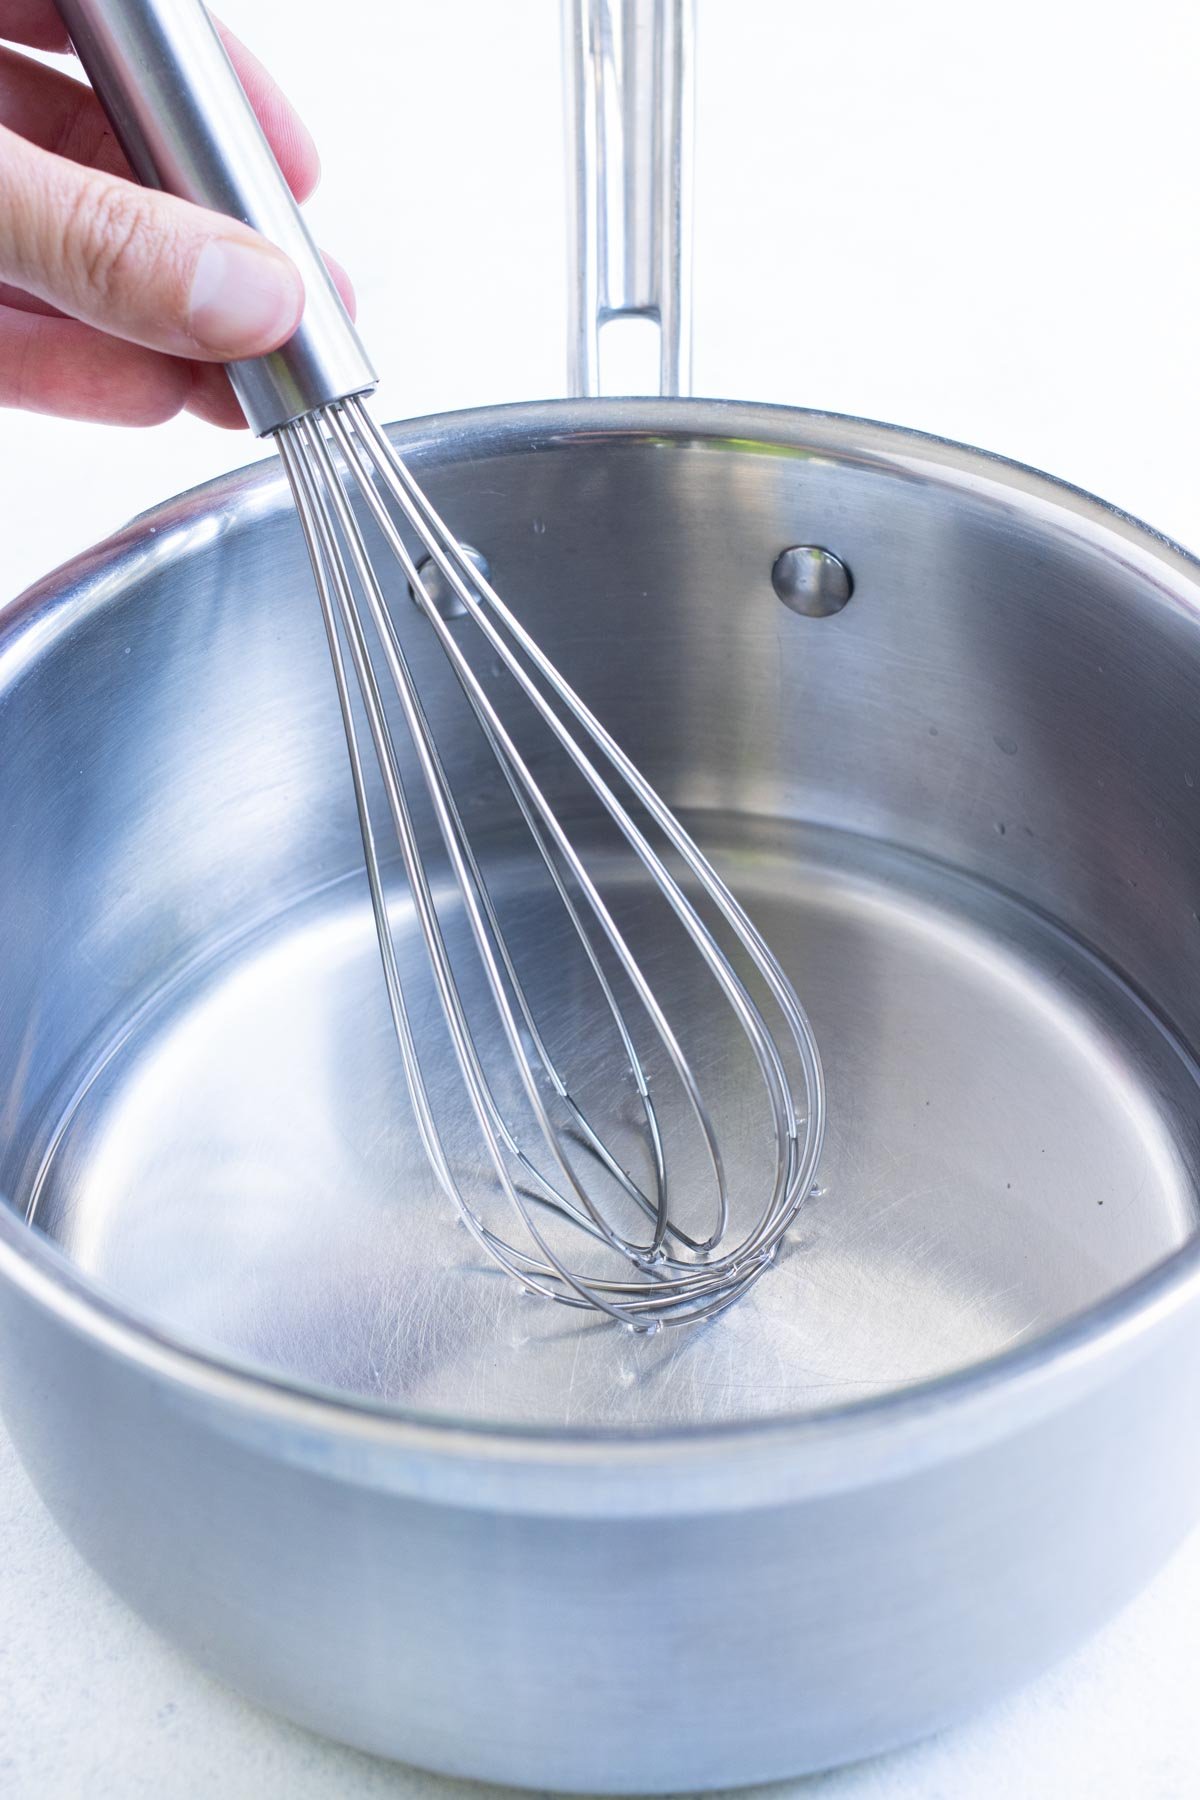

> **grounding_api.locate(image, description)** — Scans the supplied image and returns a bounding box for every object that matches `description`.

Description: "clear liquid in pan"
[25,817,1200,1432]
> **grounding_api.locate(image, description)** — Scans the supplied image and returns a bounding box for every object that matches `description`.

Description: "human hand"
[0,1,351,427]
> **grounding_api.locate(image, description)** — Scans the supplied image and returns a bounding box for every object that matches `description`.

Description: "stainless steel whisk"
[60,0,825,1328]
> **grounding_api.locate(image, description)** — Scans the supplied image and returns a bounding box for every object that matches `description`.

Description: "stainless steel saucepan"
[1,1,1199,1789]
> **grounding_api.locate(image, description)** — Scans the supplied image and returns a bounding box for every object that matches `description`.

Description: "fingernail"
[188,239,304,356]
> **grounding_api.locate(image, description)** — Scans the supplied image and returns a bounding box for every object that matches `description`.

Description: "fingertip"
[185,362,252,429]
[216,23,321,202]
[321,252,357,322]
[121,389,189,428]
[279,114,321,204]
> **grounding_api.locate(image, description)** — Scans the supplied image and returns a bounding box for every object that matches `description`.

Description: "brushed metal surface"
[2,400,1200,1787]
[564,0,694,397]
[23,821,1199,1429]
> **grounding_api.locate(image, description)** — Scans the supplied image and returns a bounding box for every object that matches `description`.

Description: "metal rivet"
[771,546,853,618]
[410,545,490,620]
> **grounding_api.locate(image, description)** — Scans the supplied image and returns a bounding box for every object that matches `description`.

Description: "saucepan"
[1,0,1199,1789]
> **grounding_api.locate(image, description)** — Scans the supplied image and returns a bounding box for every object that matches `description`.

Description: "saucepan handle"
[562,0,695,398]
[54,0,376,434]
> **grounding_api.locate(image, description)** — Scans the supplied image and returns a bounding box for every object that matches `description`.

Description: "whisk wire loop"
[276,401,826,1327]
[282,425,655,1324]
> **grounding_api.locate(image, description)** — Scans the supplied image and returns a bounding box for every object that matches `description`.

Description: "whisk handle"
[55,0,377,434]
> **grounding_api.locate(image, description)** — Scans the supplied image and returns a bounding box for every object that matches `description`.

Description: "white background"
[1,0,1199,1794]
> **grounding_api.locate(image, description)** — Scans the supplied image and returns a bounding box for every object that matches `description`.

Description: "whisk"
[60,0,825,1328]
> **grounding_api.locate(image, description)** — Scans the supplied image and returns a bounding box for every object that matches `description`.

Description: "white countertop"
[2,1,1199,1792]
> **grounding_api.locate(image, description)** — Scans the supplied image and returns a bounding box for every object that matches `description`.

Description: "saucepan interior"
[2,398,1199,1434]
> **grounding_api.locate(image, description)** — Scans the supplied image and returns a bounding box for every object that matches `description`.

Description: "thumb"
[0,122,304,361]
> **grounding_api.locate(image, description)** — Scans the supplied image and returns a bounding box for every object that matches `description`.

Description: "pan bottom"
[23,816,1200,1431]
